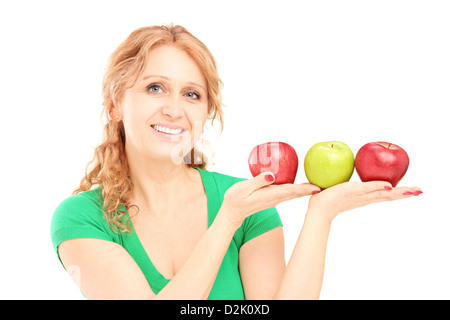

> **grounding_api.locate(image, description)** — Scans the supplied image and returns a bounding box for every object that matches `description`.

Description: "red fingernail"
[312,190,321,194]
[413,191,423,196]
[265,174,274,182]
[403,191,413,195]
[384,186,393,190]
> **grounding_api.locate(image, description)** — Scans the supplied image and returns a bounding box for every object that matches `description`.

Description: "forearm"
[275,209,332,300]
[154,209,238,300]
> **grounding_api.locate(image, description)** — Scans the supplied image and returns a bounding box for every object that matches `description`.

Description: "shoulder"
[196,168,246,194]
[50,188,116,254]
[51,188,104,226]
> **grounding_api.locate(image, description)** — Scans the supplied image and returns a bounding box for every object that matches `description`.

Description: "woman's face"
[118,45,209,164]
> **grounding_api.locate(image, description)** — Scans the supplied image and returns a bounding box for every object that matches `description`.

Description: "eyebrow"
[141,75,206,93]
[142,74,169,81]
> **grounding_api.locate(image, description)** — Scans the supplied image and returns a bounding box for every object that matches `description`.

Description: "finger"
[243,172,275,196]
[287,183,322,196]
[268,183,321,199]
[358,180,393,194]
[251,183,321,205]
[395,186,423,197]
[366,186,423,203]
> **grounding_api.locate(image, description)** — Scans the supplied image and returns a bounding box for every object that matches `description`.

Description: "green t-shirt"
[50,168,282,299]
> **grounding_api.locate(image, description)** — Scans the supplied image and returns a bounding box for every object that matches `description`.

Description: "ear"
[109,105,122,122]
[108,90,126,122]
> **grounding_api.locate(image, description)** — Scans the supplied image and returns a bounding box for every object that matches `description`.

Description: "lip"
[150,123,187,141]
[152,123,186,130]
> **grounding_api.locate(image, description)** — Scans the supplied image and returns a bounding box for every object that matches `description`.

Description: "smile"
[151,124,185,135]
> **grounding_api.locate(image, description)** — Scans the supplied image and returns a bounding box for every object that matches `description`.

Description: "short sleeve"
[239,207,283,247]
[50,193,116,264]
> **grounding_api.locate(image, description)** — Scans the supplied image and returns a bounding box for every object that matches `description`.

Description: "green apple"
[304,141,355,189]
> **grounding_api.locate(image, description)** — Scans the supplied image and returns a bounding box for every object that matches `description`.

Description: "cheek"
[120,98,154,145]
[122,92,156,122]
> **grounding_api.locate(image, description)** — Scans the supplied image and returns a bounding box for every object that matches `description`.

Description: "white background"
[1,0,449,299]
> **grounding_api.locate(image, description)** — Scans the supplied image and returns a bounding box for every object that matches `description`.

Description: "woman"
[50,24,422,300]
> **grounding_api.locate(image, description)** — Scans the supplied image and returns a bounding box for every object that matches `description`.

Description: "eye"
[185,90,201,100]
[146,83,165,94]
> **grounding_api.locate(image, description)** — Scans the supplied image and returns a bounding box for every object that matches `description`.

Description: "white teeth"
[152,125,184,135]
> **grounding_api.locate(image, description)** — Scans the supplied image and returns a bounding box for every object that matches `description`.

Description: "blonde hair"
[73,25,224,233]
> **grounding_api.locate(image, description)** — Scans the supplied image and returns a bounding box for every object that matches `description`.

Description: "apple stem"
[388,143,392,149]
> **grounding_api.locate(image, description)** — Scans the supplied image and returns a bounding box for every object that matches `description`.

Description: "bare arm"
[274,181,422,300]
[155,212,237,299]
[58,238,154,299]
[274,213,331,299]
[58,172,319,299]
[238,181,422,300]
[239,226,286,299]
[58,211,238,300]
[238,209,330,300]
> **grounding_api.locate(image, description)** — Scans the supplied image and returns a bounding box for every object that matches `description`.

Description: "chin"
[144,142,190,165]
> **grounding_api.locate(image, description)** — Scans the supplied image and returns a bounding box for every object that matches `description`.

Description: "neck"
[126,146,199,216]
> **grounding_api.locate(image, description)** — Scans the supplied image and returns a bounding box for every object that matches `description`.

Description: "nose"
[161,94,184,119]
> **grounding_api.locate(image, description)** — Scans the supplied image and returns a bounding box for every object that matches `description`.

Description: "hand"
[307,181,423,223]
[221,172,321,228]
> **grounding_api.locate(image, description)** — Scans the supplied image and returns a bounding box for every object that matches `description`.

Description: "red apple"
[248,142,298,184]
[355,142,409,187]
